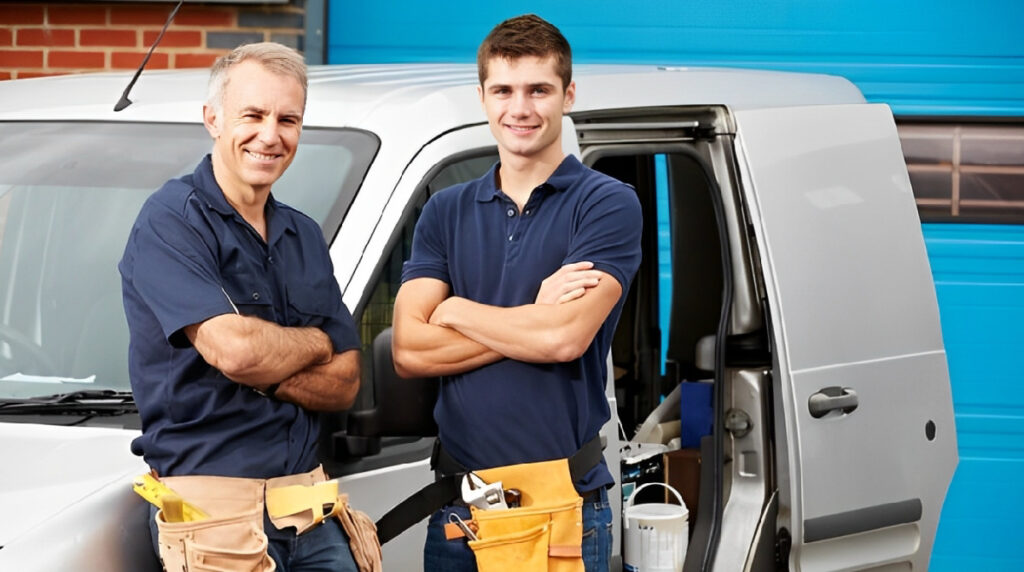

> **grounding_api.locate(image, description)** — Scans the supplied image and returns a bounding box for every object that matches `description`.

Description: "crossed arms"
[392,261,622,378]
[185,315,360,412]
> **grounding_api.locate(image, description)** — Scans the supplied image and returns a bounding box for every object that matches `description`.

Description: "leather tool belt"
[374,434,604,568]
[447,456,587,572]
[150,465,381,572]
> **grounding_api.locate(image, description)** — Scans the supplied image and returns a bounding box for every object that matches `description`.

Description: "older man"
[119,42,369,572]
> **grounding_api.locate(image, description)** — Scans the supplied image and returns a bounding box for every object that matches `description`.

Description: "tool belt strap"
[266,479,344,528]
[374,435,603,545]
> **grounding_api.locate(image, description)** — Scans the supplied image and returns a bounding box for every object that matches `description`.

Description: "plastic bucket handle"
[624,482,686,529]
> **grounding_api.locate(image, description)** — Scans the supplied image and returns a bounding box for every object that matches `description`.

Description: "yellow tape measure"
[132,473,209,523]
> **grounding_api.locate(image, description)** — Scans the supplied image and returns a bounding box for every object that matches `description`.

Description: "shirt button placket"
[505,202,517,242]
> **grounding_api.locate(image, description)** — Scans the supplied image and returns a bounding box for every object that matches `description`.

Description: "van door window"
[356,150,499,370]
[329,150,499,474]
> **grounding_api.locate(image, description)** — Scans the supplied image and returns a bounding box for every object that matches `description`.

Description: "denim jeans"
[147,505,358,572]
[423,487,613,572]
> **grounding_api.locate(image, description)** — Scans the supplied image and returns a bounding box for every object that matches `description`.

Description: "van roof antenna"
[114,0,184,112]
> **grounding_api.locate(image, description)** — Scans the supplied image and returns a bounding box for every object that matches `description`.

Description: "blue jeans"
[148,505,358,572]
[424,487,613,572]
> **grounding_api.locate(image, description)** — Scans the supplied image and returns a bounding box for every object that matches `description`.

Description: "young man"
[392,14,643,572]
[120,43,373,572]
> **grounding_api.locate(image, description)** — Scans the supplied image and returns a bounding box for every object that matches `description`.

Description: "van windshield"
[0,122,376,400]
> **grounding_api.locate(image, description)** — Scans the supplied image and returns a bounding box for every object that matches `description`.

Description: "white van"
[0,64,957,571]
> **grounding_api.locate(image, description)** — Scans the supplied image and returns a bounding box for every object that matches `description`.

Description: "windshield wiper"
[0,389,136,415]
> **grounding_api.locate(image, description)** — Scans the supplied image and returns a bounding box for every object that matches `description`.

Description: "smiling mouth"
[245,149,280,161]
[505,124,538,133]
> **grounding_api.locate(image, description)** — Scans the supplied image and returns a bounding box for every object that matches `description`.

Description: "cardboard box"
[663,448,701,525]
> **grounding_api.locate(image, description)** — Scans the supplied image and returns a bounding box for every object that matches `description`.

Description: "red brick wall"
[0,2,306,80]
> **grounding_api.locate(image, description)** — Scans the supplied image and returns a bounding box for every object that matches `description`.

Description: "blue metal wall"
[327,0,1024,116]
[924,223,1024,571]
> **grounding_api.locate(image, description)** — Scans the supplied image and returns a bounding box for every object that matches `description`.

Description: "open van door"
[732,104,958,570]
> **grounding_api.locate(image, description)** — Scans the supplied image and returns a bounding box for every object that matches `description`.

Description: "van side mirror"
[343,327,439,457]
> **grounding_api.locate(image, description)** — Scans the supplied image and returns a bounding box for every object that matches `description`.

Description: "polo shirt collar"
[192,154,296,240]
[474,154,584,202]
[193,155,235,216]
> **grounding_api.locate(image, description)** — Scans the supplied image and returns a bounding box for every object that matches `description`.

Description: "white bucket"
[622,482,689,572]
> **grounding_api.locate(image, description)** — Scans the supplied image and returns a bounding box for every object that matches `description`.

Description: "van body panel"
[735,104,944,369]
[732,103,958,568]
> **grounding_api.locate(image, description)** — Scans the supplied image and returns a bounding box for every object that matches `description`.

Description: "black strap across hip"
[374,435,604,545]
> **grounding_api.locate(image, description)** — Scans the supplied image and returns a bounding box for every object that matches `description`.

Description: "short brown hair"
[207,42,307,112]
[477,14,572,90]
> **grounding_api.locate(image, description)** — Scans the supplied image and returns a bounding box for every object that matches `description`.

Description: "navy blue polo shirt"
[119,155,359,479]
[402,155,642,492]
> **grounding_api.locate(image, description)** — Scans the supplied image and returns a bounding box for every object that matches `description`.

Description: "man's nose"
[257,120,280,144]
[509,91,531,116]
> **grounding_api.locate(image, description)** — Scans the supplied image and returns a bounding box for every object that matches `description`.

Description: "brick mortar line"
[2,25,276,31]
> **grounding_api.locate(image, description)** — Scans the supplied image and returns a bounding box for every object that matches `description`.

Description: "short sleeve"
[324,301,360,354]
[122,200,234,348]
[284,245,361,355]
[565,182,643,291]
[401,194,451,285]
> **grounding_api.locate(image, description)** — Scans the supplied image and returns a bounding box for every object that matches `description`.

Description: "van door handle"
[808,387,858,418]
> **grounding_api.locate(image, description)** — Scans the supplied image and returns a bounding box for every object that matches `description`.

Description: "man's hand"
[534,261,603,305]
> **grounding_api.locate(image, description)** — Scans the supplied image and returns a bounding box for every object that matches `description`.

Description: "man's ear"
[477,84,484,106]
[202,104,220,139]
[562,81,576,114]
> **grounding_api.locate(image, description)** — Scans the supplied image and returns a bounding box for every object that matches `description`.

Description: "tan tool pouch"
[336,494,384,572]
[265,466,339,534]
[457,458,585,572]
[265,468,382,572]
[156,475,274,572]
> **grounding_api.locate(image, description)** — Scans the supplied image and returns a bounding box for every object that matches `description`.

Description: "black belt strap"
[375,435,604,545]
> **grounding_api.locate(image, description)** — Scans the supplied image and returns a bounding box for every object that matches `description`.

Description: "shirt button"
[525,209,531,215]
[252,292,260,300]
[506,208,515,217]
[267,256,274,264]
[508,234,513,241]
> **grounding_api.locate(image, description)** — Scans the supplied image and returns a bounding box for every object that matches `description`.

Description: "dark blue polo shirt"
[402,155,642,492]
[119,155,359,479]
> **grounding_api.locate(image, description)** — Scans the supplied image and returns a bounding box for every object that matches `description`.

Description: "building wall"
[0,2,307,80]
[326,0,1024,117]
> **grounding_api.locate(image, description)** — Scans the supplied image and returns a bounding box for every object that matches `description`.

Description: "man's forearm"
[433,298,582,363]
[188,314,333,386]
[393,321,503,378]
[432,276,622,364]
[391,277,503,378]
[274,349,360,412]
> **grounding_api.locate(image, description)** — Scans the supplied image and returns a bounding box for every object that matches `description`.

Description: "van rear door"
[732,104,958,570]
